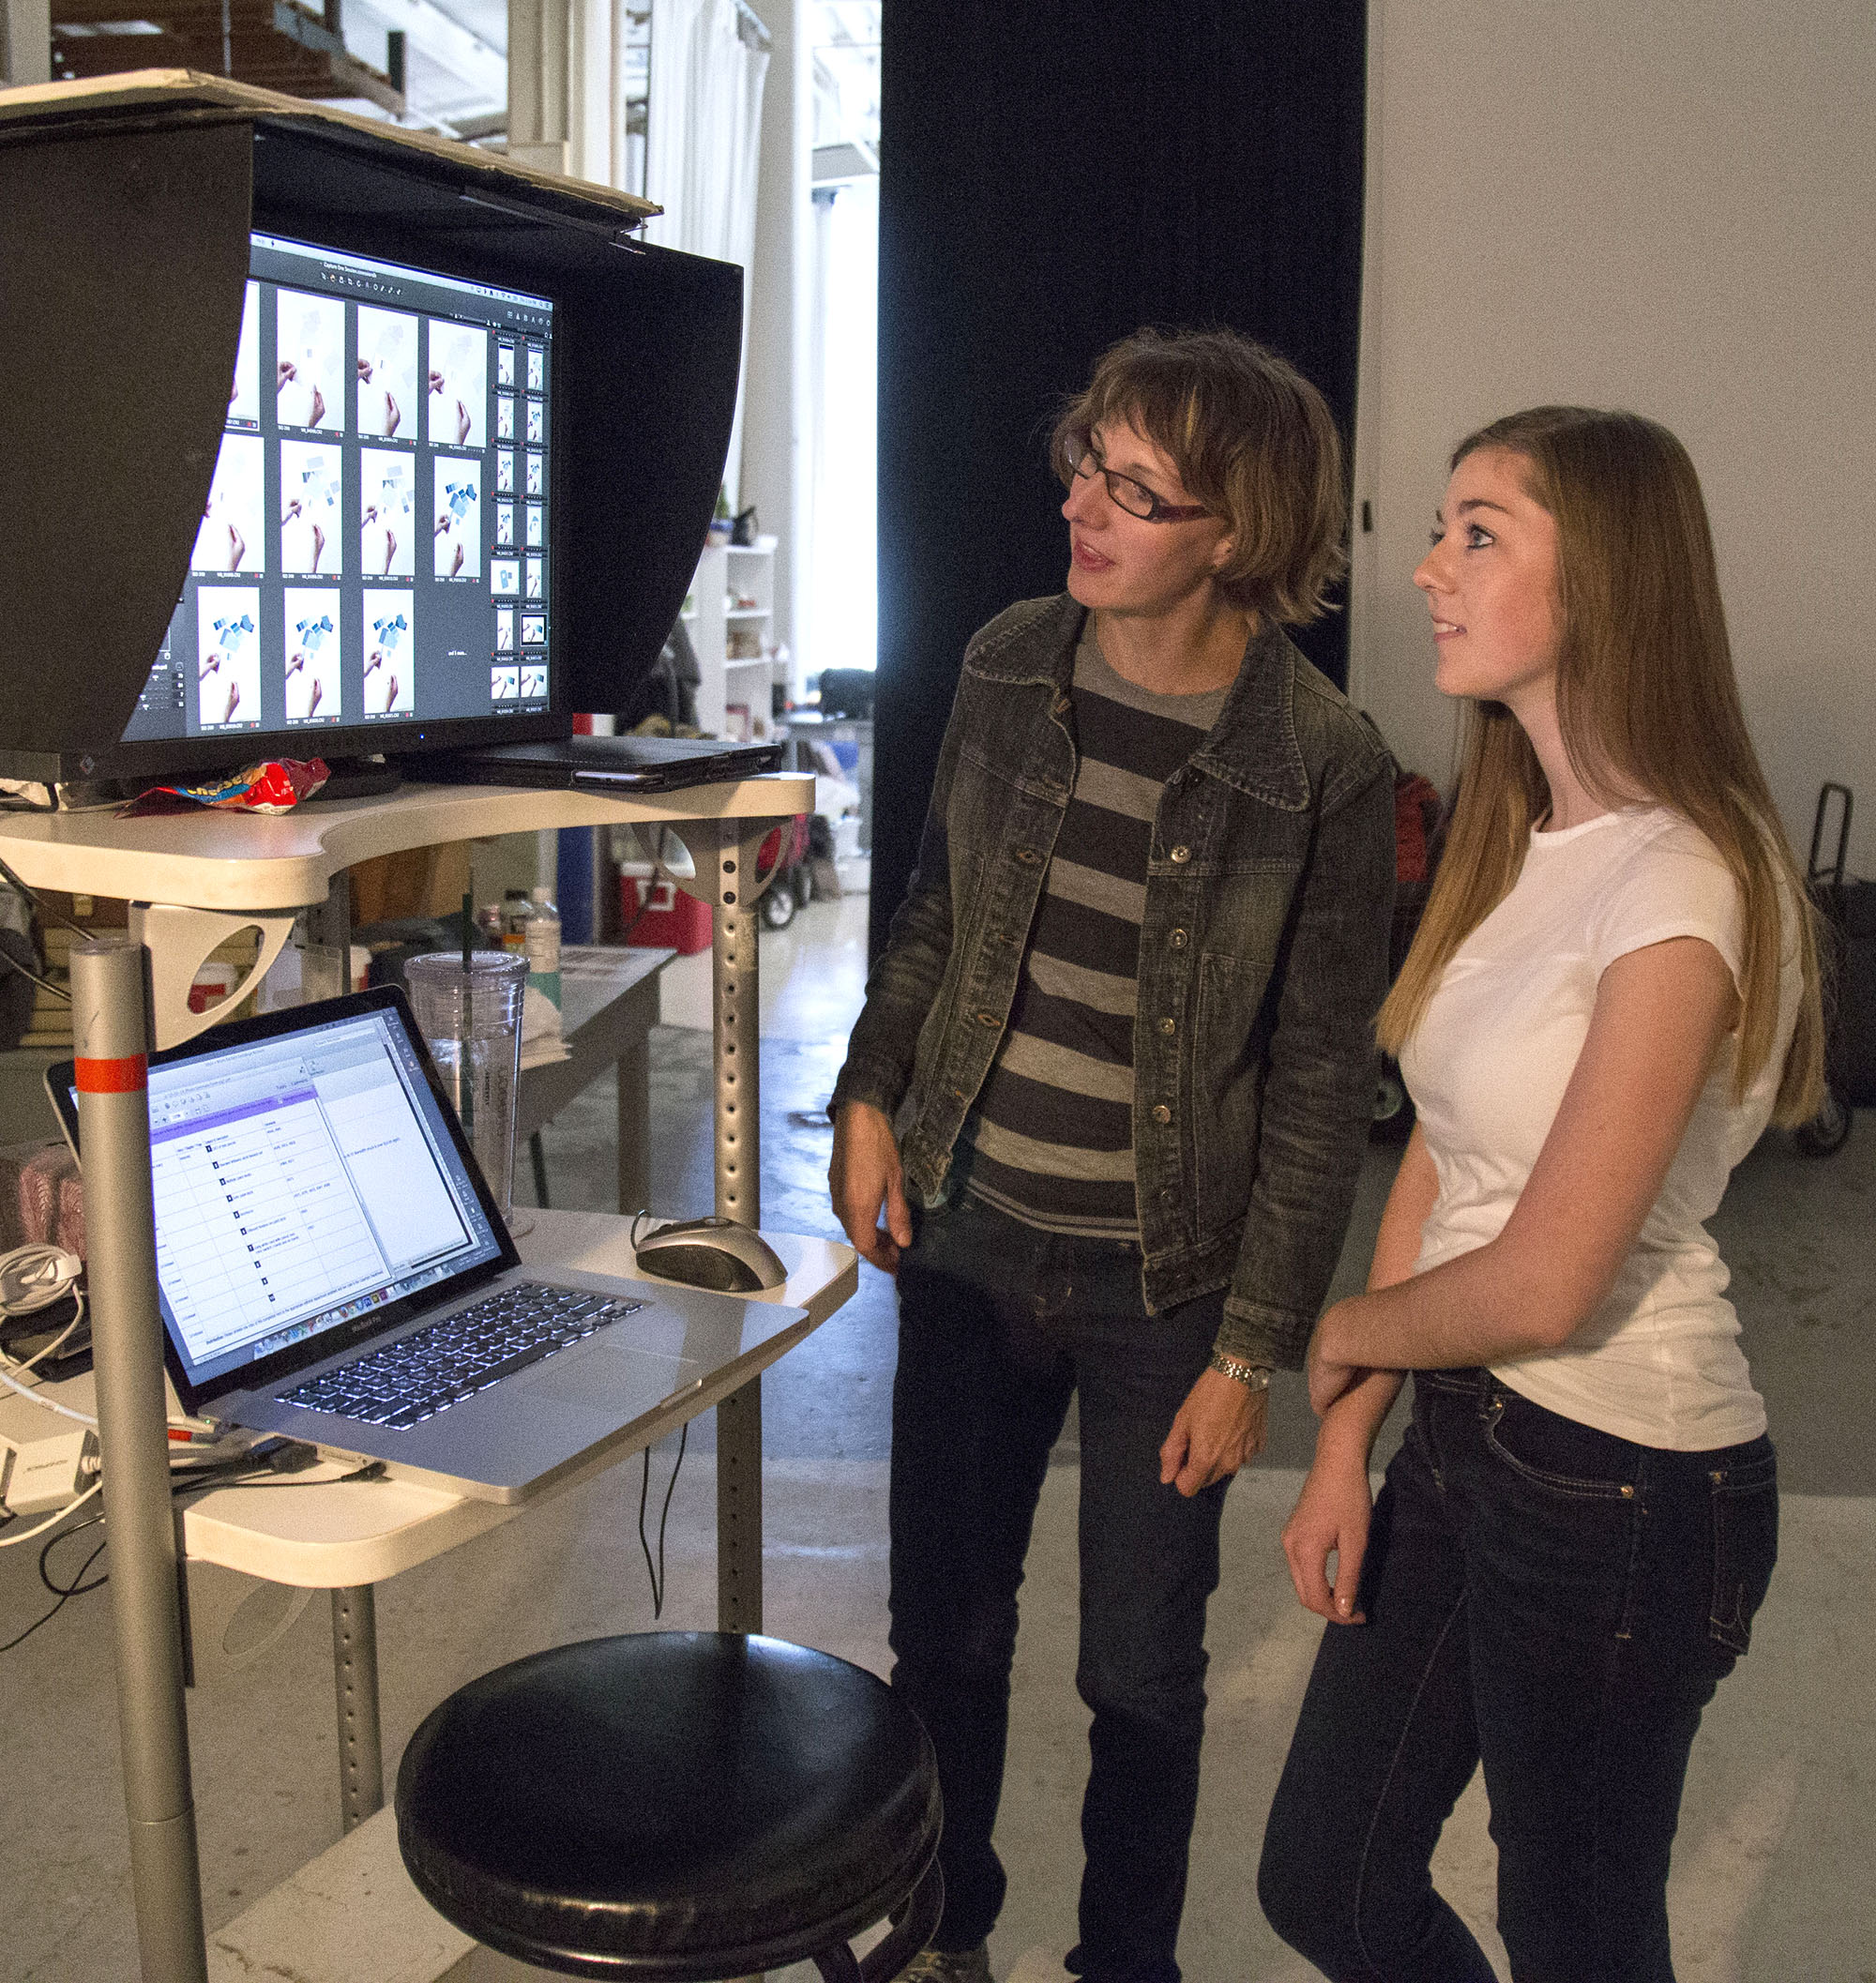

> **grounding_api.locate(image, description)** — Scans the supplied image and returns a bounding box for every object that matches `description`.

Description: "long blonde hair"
[1378,407,1824,1124]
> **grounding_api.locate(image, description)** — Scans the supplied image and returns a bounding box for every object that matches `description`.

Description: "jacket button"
[1169,928,1189,949]
[1170,844,1191,863]
[1151,1103,1172,1125]
[1016,847,1039,864]
[1159,1017,1176,1036]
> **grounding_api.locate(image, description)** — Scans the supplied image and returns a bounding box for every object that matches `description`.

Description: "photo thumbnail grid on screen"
[124,233,553,748]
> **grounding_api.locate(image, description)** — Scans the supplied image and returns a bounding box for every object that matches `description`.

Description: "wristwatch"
[1207,1348,1273,1391]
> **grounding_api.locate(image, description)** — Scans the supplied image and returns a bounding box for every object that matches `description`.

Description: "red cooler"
[621,875,713,954]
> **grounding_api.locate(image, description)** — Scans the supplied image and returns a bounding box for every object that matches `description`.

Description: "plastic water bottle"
[524,885,562,1010]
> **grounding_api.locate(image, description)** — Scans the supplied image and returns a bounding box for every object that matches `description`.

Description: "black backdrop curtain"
[870,0,1368,959]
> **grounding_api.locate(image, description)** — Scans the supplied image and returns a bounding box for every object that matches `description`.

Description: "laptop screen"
[127,1003,506,1394]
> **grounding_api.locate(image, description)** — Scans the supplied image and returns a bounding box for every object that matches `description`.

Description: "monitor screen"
[121,232,554,749]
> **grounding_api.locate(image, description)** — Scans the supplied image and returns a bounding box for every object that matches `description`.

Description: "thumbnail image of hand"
[362,504,399,577]
[198,653,241,725]
[364,647,400,716]
[434,509,465,578]
[204,519,246,571]
[277,357,325,429]
[430,368,472,446]
[280,497,326,574]
[357,357,401,438]
[284,650,325,719]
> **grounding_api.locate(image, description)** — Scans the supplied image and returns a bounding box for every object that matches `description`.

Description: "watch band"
[1208,1349,1273,1391]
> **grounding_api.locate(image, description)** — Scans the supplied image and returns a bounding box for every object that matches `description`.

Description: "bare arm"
[1310,936,1737,1400]
[1282,1128,1432,1619]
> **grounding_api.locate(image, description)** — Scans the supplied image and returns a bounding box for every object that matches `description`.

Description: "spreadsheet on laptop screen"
[131,1009,505,1390]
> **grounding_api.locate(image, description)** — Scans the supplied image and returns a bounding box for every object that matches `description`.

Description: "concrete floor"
[4,887,1872,1980]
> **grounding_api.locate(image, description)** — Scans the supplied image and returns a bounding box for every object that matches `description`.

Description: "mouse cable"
[636,1419,688,1620]
[0,1523,108,1654]
[0,1458,383,1653]
[0,936,70,1004]
[0,853,92,941]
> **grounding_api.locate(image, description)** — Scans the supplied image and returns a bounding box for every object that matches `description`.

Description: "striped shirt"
[959,629,1227,1237]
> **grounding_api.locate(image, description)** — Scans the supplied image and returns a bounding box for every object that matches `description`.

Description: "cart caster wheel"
[760,883,796,931]
[1792,1086,1853,1157]
[1370,1063,1415,1143]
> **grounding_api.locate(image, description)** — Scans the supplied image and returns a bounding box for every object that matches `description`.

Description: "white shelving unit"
[685,534,781,739]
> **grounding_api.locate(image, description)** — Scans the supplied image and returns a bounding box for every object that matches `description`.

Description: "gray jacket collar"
[963,591,1311,812]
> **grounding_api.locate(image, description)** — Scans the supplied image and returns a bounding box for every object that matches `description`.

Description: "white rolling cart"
[0,770,857,1977]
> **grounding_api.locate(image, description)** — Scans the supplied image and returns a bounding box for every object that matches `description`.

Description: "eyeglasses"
[1067,447,1212,523]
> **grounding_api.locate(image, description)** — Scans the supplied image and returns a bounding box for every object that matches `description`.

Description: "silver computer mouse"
[632,1216,789,1294]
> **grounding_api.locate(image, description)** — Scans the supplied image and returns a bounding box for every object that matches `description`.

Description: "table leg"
[330,1586,385,1831]
[614,1031,651,1215]
[74,939,210,1983]
[716,1376,764,1635]
[709,820,767,1635]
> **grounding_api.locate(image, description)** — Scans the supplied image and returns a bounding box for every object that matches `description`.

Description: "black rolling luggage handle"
[1808,783,1876,1119]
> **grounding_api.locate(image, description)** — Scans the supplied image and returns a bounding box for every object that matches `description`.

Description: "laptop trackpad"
[522,1334,696,1409]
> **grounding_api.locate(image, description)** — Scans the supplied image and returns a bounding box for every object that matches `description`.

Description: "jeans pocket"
[1708,1449,1778,1658]
[1482,1390,1639,1500]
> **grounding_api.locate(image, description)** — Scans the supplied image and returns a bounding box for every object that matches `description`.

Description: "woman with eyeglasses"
[829,327,1396,1983]
[1256,407,1823,1981]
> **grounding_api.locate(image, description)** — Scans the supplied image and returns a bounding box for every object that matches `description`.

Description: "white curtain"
[644,0,770,504]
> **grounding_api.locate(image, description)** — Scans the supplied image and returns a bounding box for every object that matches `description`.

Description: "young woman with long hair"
[1256,405,1823,1982]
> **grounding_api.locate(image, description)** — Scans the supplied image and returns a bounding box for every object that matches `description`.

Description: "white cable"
[0,1478,101,1547]
[0,1361,98,1427]
[0,1244,83,1316]
[8,1294,83,1374]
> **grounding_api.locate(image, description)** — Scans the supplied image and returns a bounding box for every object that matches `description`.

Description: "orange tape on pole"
[74,1053,148,1095]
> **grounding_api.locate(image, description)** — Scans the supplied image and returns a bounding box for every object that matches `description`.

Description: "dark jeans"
[1258,1370,1778,1983]
[889,1194,1233,1983]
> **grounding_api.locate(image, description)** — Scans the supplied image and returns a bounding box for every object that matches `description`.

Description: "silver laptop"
[49,987,806,1504]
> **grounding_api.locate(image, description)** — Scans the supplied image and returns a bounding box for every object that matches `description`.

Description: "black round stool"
[396,1631,943,1981]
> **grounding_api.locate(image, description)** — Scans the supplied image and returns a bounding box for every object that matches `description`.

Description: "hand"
[277,357,297,390]
[430,368,446,394]
[456,399,472,445]
[310,384,325,426]
[310,522,325,570]
[357,356,374,381]
[1281,1443,1374,1623]
[1307,1305,1361,1415]
[1159,1367,1267,1498]
[384,392,401,437]
[828,1100,912,1273]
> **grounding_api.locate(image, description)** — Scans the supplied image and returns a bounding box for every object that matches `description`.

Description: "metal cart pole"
[71,935,209,1983]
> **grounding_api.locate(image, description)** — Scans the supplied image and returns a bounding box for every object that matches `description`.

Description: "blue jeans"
[889,1194,1233,1983]
[1258,1370,1778,1983]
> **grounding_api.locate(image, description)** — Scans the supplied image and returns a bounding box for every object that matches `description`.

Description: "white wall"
[1351,1,1876,872]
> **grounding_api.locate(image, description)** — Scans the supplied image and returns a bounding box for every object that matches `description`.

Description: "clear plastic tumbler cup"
[404,951,528,1221]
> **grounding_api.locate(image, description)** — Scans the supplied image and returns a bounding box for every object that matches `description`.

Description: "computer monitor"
[0,74,746,790]
[126,231,558,753]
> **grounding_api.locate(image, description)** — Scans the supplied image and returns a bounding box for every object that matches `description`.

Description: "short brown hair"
[1050,327,1348,623]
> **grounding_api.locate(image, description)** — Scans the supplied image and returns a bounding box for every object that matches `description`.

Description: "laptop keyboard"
[280,1283,645,1430]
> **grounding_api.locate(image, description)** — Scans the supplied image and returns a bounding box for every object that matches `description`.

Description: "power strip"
[0,1427,99,1517]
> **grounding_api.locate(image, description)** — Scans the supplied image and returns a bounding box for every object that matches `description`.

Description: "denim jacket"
[834,593,1396,1369]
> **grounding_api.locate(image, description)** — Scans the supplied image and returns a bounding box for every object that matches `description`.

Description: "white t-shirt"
[1399,806,1799,1450]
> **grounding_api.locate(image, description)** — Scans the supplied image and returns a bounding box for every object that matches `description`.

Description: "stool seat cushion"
[396,1631,940,1976]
